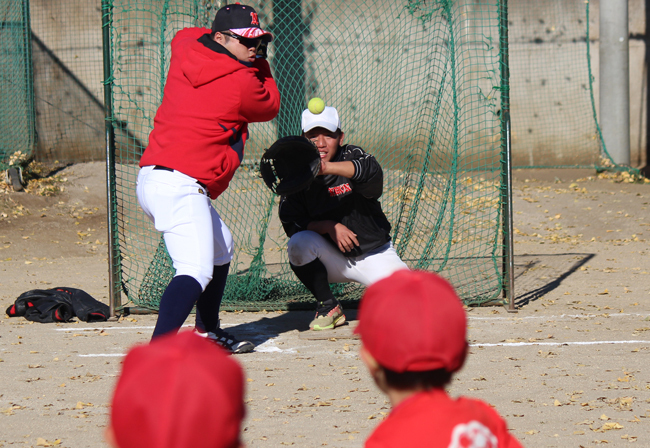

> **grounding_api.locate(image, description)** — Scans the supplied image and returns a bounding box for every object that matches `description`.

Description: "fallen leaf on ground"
[601,422,624,431]
[619,397,633,407]
[36,438,61,447]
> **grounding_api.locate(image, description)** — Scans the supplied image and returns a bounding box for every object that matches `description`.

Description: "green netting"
[2,2,640,183]
[509,0,638,174]
[29,1,106,163]
[0,0,34,170]
[105,0,510,310]
[1,1,129,170]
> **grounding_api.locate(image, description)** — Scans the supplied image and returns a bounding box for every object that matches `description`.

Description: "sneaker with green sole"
[309,303,346,330]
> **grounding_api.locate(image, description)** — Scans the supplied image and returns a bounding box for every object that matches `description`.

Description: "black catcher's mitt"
[260,136,320,195]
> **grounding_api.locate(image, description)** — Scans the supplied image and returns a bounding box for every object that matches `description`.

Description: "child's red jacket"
[365,389,523,448]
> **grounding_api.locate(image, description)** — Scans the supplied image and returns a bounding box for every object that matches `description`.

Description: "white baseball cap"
[301,106,340,133]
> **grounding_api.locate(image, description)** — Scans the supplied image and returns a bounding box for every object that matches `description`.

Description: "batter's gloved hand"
[259,135,321,195]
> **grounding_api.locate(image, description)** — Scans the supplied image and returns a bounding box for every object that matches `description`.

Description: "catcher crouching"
[271,102,409,330]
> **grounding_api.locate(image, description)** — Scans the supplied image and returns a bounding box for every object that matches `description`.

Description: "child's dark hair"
[383,367,453,390]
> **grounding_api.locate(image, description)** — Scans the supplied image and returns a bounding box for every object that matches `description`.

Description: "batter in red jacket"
[137,3,280,352]
[356,270,524,448]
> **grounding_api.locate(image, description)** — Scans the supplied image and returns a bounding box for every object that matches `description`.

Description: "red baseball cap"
[355,270,468,373]
[110,331,245,448]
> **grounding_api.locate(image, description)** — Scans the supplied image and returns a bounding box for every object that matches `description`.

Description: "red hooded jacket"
[139,28,280,199]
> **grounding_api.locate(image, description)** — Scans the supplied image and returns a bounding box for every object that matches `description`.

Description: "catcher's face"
[305,127,344,163]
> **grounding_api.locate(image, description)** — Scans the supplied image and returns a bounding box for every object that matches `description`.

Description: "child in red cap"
[105,331,245,448]
[355,270,523,448]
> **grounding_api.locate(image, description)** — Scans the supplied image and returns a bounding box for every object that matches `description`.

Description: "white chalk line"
[56,325,156,332]
[76,339,650,358]
[471,340,650,347]
[53,315,650,357]
[467,312,650,321]
[54,312,650,333]
[54,323,236,332]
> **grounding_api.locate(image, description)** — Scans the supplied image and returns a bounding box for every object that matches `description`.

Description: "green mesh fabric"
[105,0,511,310]
[1,1,122,169]
[0,0,35,170]
[29,2,106,164]
[508,0,638,174]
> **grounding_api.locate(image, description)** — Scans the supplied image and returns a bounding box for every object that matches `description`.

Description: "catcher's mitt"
[259,136,321,195]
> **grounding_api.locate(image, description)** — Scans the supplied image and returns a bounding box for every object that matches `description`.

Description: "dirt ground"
[0,162,649,448]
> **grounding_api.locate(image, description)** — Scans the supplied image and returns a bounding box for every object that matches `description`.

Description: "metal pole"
[503,120,515,312]
[499,0,516,312]
[101,0,121,316]
[599,0,630,165]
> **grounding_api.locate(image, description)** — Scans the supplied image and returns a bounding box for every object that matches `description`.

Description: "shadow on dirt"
[514,253,596,307]
[225,308,360,347]
[193,252,599,346]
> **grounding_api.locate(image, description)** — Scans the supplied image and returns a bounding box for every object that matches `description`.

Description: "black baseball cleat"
[196,328,255,354]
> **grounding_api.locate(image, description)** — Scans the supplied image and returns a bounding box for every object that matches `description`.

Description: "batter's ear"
[213,31,226,44]
[337,131,345,146]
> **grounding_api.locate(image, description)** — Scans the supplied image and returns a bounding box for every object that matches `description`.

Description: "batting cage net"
[0,0,637,310]
[509,0,630,171]
[2,2,642,176]
[0,0,106,171]
[0,0,34,171]
[103,0,513,310]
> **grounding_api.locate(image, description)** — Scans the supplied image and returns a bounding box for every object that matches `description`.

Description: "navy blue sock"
[151,275,203,339]
[195,263,230,333]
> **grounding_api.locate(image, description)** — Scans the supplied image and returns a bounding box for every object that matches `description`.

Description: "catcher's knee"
[287,231,322,266]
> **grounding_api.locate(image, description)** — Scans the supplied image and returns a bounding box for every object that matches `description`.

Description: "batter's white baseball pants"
[287,230,408,286]
[136,166,234,290]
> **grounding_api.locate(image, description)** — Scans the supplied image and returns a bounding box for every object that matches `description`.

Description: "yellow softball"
[308,97,325,114]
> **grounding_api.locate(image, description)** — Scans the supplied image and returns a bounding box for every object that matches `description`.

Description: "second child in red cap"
[355,270,524,448]
[106,331,246,448]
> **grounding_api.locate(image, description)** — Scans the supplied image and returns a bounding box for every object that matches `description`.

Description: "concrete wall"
[509,0,646,169]
[30,0,105,162]
[627,0,647,169]
[31,0,104,102]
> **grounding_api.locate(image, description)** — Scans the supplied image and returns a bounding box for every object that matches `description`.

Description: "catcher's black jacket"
[279,144,391,257]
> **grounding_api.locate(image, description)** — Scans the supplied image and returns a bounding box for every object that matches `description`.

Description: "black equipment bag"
[6,287,110,323]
